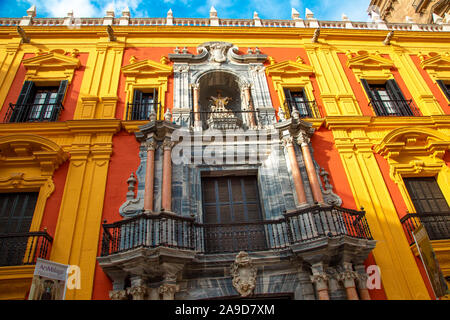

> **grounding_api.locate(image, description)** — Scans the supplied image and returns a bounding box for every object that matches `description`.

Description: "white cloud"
[19,0,371,21]
[21,0,144,17]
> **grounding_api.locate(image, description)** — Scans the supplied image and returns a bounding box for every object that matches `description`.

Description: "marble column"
[144,139,157,211]
[243,84,257,128]
[298,134,324,204]
[148,287,161,300]
[127,285,148,300]
[338,263,360,300]
[310,263,330,300]
[127,277,148,300]
[159,283,177,300]
[311,273,330,300]
[283,136,307,205]
[355,264,371,300]
[109,290,127,300]
[161,138,174,211]
[192,83,201,128]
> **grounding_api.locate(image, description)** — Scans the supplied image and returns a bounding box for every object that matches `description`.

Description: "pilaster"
[333,136,431,299]
[304,45,360,116]
[74,43,124,120]
[0,42,24,111]
[50,121,120,300]
[389,48,443,116]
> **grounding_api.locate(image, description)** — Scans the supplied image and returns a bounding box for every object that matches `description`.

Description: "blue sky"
[0,0,372,22]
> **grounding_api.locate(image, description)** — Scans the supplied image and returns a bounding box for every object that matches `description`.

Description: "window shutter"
[283,88,294,113]
[132,89,143,120]
[15,81,35,106]
[436,80,450,101]
[11,81,35,122]
[56,80,68,105]
[133,89,143,105]
[386,79,413,116]
[361,79,383,116]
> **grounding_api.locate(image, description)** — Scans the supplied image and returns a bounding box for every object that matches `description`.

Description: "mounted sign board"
[412,224,449,298]
[28,258,69,300]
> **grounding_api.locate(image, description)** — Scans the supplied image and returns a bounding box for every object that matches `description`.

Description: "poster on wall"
[412,224,449,298]
[28,258,69,300]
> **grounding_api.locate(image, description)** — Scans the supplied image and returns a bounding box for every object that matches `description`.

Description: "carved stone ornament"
[168,41,267,64]
[209,42,229,63]
[230,251,257,297]
[109,289,128,300]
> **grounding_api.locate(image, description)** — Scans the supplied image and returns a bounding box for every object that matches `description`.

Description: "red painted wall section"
[116,47,177,119]
[311,127,388,299]
[373,152,436,300]
[409,54,450,115]
[39,161,69,237]
[92,129,141,299]
[0,53,32,120]
[336,53,374,116]
[311,127,358,210]
[0,52,87,121]
[60,53,88,121]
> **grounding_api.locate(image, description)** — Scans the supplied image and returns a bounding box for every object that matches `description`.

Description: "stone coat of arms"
[230,251,257,297]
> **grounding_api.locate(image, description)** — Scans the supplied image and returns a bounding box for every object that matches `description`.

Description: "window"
[404,177,450,240]
[128,89,159,120]
[284,88,314,117]
[201,175,266,253]
[8,80,67,123]
[361,79,417,116]
[0,192,38,234]
[436,80,450,101]
[0,192,39,266]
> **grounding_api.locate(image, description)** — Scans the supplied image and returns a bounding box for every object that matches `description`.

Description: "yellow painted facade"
[0,12,448,300]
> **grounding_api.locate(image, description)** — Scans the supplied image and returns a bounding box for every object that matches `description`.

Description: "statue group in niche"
[208,91,234,119]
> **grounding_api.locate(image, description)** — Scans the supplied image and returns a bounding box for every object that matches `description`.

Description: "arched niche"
[197,70,244,112]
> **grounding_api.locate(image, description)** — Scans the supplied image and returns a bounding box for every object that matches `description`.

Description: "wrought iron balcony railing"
[369,99,421,117]
[4,103,64,123]
[126,102,161,121]
[100,205,372,256]
[284,99,322,119]
[0,231,53,267]
[190,110,275,129]
[400,212,450,246]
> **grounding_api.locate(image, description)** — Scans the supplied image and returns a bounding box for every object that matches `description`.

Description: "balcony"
[284,99,322,119]
[190,110,275,130]
[401,212,450,246]
[100,205,373,257]
[4,103,64,123]
[369,98,421,117]
[0,231,53,267]
[126,102,161,121]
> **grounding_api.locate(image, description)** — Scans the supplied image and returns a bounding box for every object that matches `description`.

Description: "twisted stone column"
[161,138,174,211]
[144,140,157,211]
[283,136,307,205]
[298,134,323,204]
